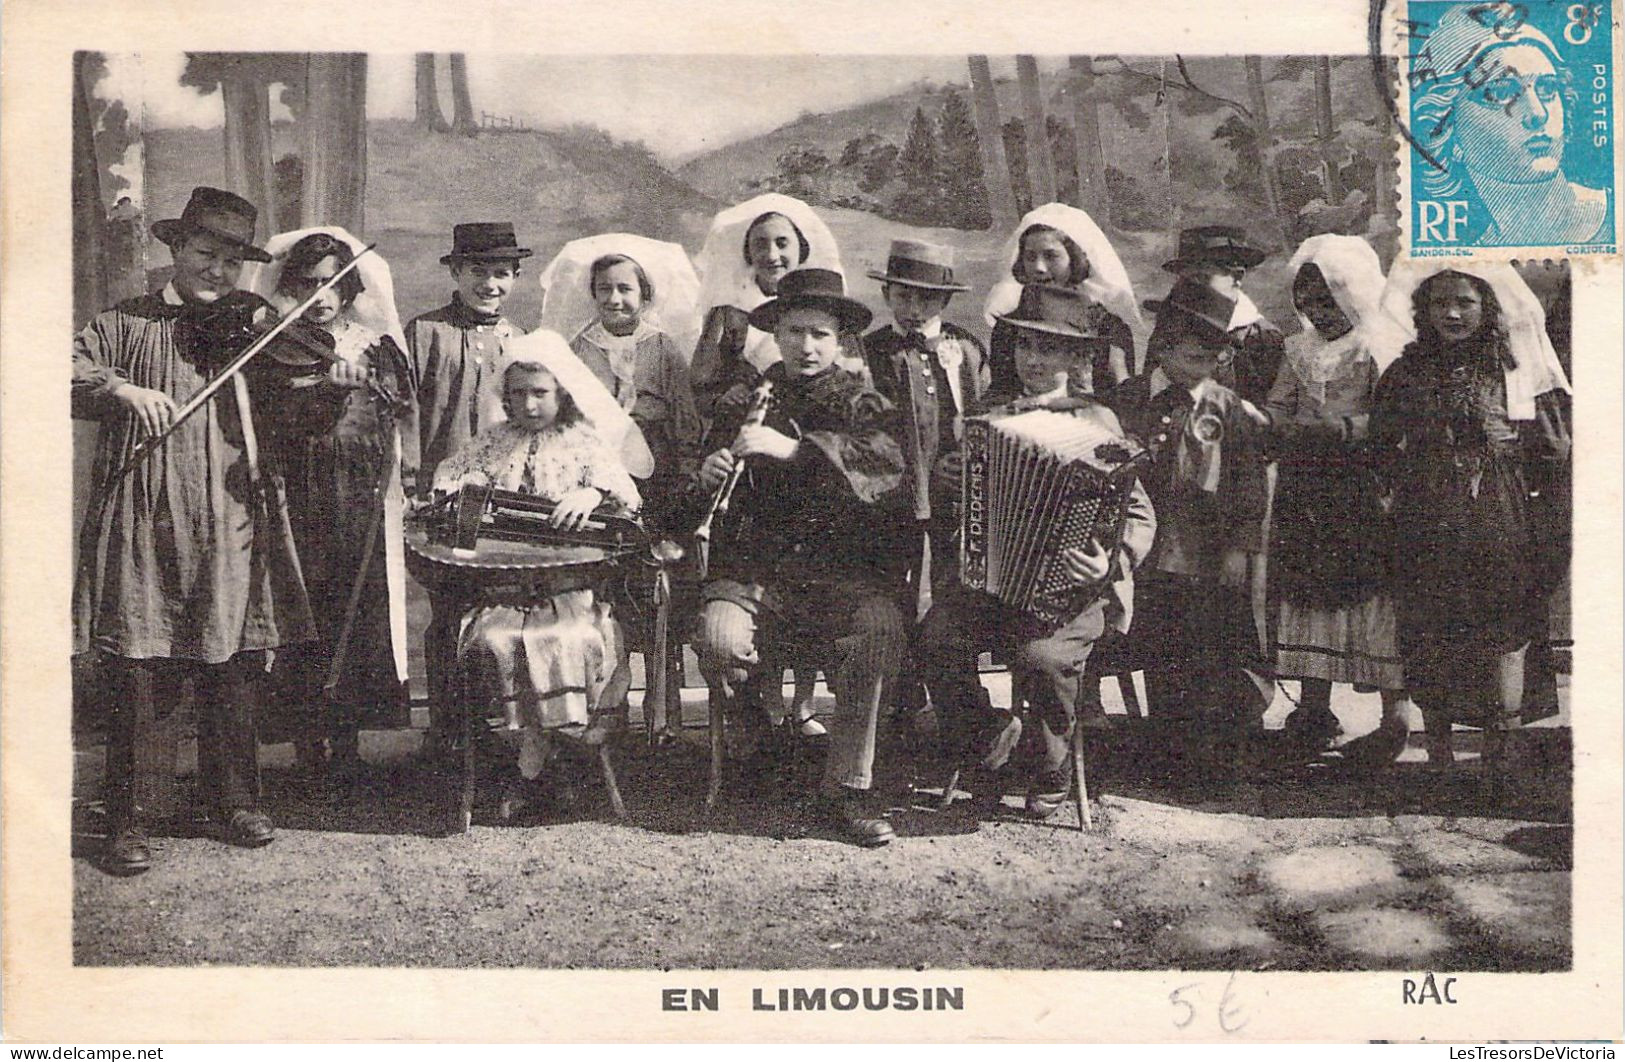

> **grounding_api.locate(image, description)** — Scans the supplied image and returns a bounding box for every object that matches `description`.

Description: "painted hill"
[676,58,1392,242]
[139,119,719,324]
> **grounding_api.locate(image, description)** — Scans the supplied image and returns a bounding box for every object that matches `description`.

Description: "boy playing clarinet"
[914,287,1156,820]
[689,268,913,847]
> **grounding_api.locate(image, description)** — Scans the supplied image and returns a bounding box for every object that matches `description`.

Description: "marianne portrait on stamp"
[1412,2,1614,246]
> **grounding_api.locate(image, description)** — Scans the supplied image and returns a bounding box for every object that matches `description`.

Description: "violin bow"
[107,243,379,485]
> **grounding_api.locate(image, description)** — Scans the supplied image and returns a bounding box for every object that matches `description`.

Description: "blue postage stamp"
[1394,0,1618,255]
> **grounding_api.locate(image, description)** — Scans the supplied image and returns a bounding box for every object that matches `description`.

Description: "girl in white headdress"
[1370,260,1570,775]
[982,203,1141,401]
[242,227,411,777]
[433,330,644,812]
[1264,234,1413,766]
[538,233,702,530]
[690,193,844,417]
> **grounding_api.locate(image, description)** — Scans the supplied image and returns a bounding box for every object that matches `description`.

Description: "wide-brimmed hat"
[992,284,1099,339]
[867,238,970,293]
[747,268,873,333]
[440,222,534,264]
[150,186,271,262]
[1143,277,1240,342]
[1161,225,1266,274]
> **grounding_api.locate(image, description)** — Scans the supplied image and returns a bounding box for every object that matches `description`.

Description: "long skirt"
[1274,594,1405,688]
[457,589,623,779]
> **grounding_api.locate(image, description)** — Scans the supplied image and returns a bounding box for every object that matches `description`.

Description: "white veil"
[497,329,656,480]
[1284,233,1400,395]
[241,226,408,355]
[537,233,704,362]
[240,226,410,683]
[1377,258,1571,419]
[694,193,843,315]
[693,193,845,374]
[983,203,1142,332]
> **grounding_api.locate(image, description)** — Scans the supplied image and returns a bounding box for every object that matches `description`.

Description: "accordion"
[959,406,1149,628]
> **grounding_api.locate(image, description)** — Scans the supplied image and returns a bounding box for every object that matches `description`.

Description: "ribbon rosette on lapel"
[1191,412,1225,445]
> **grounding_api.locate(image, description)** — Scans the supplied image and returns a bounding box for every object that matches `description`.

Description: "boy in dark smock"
[73,187,326,873]
[689,269,912,846]
[399,223,532,750]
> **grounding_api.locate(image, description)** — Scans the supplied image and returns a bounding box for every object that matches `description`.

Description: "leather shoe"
[104,825,152,875]
[224,809,276,848]
[821,788,895,847]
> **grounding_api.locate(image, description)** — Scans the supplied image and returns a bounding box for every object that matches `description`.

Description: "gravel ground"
[72,679,1572,972]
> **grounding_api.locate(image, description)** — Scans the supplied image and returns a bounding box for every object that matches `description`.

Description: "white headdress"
[983,203,1141,332]
[239,226,409,683]
[1284,234,1400,398]
[1377,258,1571,419]
[537,233,704,361]
[695,193,843,315]
[693,193,845,374]
[240,226,408,358]
[497,329,656,479]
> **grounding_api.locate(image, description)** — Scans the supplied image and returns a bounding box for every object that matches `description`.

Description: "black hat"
[866,238,970,293]
[440,222,534,264]
[748,268,873,333]
[1161,225,1266,274]
[1143,277,1239,342]
[992,284,1099,339]
[150,186,271,262]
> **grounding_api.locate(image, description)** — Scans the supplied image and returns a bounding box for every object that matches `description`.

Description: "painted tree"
[415,53,450,132]
[302,54,369,234]
[937,88,990,228]
[1244,56,1286,239]
[1016,55,1058,206]
[73,52,108,327]
[966,56,1019,229]
[1068,56,1111,227]
[181,52,307,234]
[893,104,940,224]
[1313,56,1344,206]
[449,53,478,136]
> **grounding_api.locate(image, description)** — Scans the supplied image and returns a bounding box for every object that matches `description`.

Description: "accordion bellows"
[960,408,1148,628]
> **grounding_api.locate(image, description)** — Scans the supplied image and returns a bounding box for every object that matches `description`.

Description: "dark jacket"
[861,321,990,524]
[688,362,910,589]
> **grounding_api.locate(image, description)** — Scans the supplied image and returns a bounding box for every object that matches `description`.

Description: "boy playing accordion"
[915,287,1156,820]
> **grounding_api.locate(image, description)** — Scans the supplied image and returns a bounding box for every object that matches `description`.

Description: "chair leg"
[937,766,961,811]
[598,743,627,820]
[706,689,725,810]
[1071,721,1093,833]
[665,638,685,738]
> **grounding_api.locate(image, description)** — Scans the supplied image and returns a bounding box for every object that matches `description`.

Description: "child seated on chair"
[431,331,645,812]
[915,286,1156,820]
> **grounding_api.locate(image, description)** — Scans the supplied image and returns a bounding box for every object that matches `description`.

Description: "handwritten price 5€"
[1169,972,1249,1034]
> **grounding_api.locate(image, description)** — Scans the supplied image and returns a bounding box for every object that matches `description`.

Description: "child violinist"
[244,227,412,778]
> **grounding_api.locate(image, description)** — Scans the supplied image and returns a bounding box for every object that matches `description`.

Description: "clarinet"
[693,378,774,578]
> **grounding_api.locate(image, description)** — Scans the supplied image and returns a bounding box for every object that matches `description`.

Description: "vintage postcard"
[2,0,1621,1044]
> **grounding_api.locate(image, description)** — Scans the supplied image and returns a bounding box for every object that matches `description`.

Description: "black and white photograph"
[5,0,1622,1045]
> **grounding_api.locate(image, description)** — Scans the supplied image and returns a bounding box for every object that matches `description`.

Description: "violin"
[252,309,405,411]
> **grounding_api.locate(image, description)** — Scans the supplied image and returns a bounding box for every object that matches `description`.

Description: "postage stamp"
[1388,0,1618,255]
